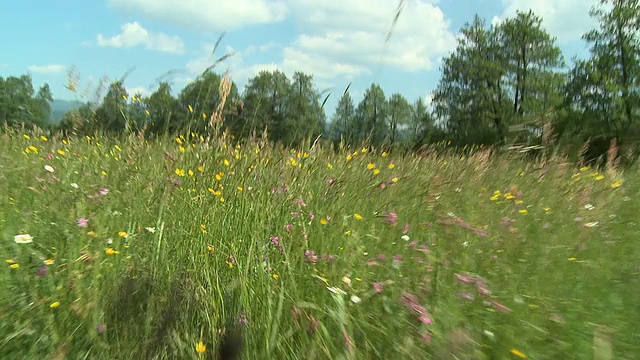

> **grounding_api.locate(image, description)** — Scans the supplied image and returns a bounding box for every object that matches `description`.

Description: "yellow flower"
[188,105,194,113]
[175,168,186,177]
[519,209,528,215]
[223,159,230,167]
[611,180,622,188]
[354,213,363,220]
[504,193,515,200]
[510,348,526,358]
[272,273,279,280]
[220,197,225,203]
[28,145,38,153]
[290,158,298,167]
[237,186,243,192]
[23,134,30,140]
[202,113,207,119]
[391,177,399,183]
[44,259,55,265]
[118,231,128,238]
[595,175,604,181]
[57,149,65,155]
[101,170,107,176]
[361,147,368,153]
[382,151,388,157]
[367,163,375,170]
[10,263,19,269]
[176,137,183,145]
[580,166,589,172]
[568,257,577,261]
[6,259,15,264]
[327,163,333,169]
[197,165,204,172]
[179,146,186,153]
[188,169,195,177]
[320,219,328,225]
[195,341,206,354]
[344,230,351,236]
[49,301,60,309]
[388,163,395,169]
[346,154,353,161]
[105,248,119,255]
[515,200,524,205]
[145,109,150,116]
[114,145,122,152]
[373,169,380,175]
[40,135,48,141]
[87,231,98,237]
[215,172,224,181]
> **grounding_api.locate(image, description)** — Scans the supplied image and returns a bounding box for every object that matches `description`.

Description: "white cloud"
[96,22,185,54]
[27,64,66,74]
[498,0,598,44]
[126,86,149,97]
[108,0,288,31]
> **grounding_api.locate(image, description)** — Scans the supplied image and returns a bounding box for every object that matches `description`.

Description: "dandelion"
[14,234,33,244]
[354,213,363,220]
[197,165,204,172]
[49,301,60,309]
[320,218,328,225]
[118,231,128,238]
[388,163,395,169]
[195,341,206,354]
[10,263,19,269]
[44,259,55,265]
[519,209,528,215]
[105,248,119,255]
[510,348,526,358]
[373,169,380,175]
[391,177,399,183]
[44,165,54,173]
[367,163,375,170]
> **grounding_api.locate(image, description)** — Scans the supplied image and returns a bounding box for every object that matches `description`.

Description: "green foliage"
[0,74,54,130]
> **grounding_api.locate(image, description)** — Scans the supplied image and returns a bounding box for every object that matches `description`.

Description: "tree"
[387,93,412,147]
[94,81,128,134]
[408,97,434,147]
[242,70,291,143]
[284,72,326,146]
[145,82,178,135]
[354,83,388,146]
[329,89,356,144]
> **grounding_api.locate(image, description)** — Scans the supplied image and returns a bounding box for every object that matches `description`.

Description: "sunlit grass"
[0,130,638,359]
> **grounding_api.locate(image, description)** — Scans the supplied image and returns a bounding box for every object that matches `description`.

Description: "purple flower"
[385,212,398,226]
[37,266,47,277]
[77,217,89,228]
[372,282,383,294]
[97,324,107,334]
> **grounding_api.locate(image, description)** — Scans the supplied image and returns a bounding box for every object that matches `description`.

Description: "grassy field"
[0,130,638,359]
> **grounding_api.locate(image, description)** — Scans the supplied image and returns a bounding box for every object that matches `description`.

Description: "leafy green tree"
[145,82,178,135]
[387,93,412,147]
[284,72,326,146]
[242,70,292,143]
[354,83,388,146]
[329,89,356,144]
[408,97,435,147]
[94,81,128,134]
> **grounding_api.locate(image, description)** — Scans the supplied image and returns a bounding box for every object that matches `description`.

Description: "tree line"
[1,1,638,161]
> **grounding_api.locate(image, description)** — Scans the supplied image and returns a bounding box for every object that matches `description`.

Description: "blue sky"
[1,0,599,117]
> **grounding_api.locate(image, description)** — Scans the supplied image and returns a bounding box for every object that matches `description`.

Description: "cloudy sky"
[1,0,599,116]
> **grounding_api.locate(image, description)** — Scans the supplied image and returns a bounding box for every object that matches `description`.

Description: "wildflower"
[179,146,185,153]
[23,134,30,139]
[372,282,383,294]
[519,209,528,215]
[195,341,206,354]
[197,165,204,172]
[391,177,399,183]
[367,163,375,170]
[99,188,109,196]
[320,218,328,225]
[10,263,19,269]
[354,213,363,220]
[595,175,604,181]
[49,301,60,309]
[350,295,362,304]
[14,234,33,244]
[97,324,107,334]
[272,273,279,280]
[118,231,128,238]
[77,217,89,228]
[5,259,14,264]
[145,227,156,233]
[385,212,398,226]
[44,259,54,265]
[44,165,54,173]
[584,204,595,211]
[401,234,410,241]
[37,266,47,277]
[188,105,194,113]
[87,231,97,237]
[327,163,333,169]
[510,349,526,358]
[382,151,388,157]
[175,168,186,177]
[373,169,380,175]
[327,287,347,295]
[57,149,65,155]
[176,137,183,145]
[611,180,622,188]
[70,183,79,189]
[388,163,395,169]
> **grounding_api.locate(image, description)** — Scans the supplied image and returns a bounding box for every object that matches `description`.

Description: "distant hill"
[50,99,83,123]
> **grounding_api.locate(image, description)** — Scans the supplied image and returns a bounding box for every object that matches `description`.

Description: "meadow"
[0,128,638,359]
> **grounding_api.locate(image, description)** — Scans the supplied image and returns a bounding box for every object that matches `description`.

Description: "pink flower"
[372,282,384,294]
[385,212,398,226]
[99,188,109,196]
[77,217,89,228]
[402,223,409,234]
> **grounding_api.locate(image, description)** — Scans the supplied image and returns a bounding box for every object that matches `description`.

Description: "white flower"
[327,287,347,295]
[14,234,33,244]
[584,221,599,228]
[44,165,54,173]
[145,227,156,233]
[70,183,79,189]
[342,276,352,287]
[584,204,595,211]
[401,234,410,241]
[350,295,362,304]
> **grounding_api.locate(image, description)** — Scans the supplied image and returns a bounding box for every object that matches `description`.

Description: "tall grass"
[1,125,638,359]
